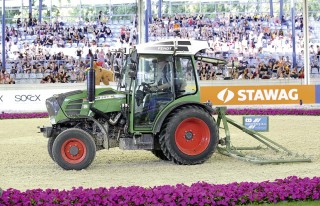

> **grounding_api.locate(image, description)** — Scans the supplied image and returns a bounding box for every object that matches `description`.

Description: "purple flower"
[0,112,48,119]
[1,108,320,120]
[1,176,320,205]
[224,108,320,116]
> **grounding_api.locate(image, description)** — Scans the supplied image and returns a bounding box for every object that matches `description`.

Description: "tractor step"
[119,134,154,150]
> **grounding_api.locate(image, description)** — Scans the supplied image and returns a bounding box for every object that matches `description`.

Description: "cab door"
[133,55,174,129]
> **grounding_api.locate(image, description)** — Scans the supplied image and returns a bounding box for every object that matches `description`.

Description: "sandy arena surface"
[0,116,319,191]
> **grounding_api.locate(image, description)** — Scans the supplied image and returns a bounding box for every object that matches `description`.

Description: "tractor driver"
[150,60,171,93]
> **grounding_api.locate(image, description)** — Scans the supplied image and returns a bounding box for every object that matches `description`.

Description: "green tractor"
[40,40,227,170]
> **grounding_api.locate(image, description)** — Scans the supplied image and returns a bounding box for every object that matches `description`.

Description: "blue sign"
[316,85,320,104]
[243,116,269,132]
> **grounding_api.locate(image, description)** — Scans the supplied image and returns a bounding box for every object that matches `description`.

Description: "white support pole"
[50,0,52,24]
[137,0,145,44]
[109,0,111,16]
[303,0,310,85]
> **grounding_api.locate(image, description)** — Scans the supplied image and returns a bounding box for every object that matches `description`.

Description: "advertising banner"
[0,84,319,113]
[243,116,269,132]
[200,85,316,105]
[0,89,75,112]
[316,85,320,104]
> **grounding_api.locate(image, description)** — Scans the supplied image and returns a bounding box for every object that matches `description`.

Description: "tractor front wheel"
[47,137,55,162]
[160,106,219,165]
[52,128,96,170]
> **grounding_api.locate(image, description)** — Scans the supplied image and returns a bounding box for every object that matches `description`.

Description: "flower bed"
[0,176,319,205]
[225,108,320,116]
[0,112,48,119]
[1,109,320,119]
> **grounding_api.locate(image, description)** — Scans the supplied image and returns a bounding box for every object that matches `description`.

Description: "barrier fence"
[1,83,319,113]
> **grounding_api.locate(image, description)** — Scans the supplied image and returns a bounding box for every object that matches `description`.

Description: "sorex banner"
[200,85,316,105]
[0,89,76,112]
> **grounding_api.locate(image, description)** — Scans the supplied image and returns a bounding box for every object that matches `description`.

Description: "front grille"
[65,99,83,116]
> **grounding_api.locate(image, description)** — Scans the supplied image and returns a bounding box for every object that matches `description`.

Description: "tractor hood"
[46,88,126,124]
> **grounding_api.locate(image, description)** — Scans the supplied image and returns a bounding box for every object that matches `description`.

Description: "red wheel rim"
[174,117,210,156]
[61,138,86,164]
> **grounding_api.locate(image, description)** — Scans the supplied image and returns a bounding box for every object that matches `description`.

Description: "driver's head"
[157,61,167,69]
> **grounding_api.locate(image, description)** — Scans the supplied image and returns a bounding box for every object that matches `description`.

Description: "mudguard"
[153,101,215,134]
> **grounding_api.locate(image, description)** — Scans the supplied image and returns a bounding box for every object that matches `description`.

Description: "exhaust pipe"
[87,49,95,103]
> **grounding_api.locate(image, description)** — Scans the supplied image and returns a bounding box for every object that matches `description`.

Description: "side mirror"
[130,49,138,64]
[128,70,137,79]
[128,63,137,79]
[129,63,136,71]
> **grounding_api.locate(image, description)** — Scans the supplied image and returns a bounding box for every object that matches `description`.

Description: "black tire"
[52,128,96,170]
[151,150,170,161]
[159,105,219,165]
[47,137,55,162]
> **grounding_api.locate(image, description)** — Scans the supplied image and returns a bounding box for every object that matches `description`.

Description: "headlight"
[49,116,56,125]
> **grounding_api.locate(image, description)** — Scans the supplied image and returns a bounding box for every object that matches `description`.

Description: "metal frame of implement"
[215,107,311,164]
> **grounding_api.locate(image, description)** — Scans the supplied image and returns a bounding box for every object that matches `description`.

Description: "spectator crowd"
[1,12,320,84]
[1,13,136,84]
[149,13,320,80]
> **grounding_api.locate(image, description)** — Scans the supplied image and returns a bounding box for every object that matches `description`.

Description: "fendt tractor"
[39,39,228,170]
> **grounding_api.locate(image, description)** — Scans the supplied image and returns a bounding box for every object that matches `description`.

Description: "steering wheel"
[141,82,152,93]
[135,82,152,107]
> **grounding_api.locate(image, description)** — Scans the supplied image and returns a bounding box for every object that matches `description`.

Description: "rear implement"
[216,107,311,164]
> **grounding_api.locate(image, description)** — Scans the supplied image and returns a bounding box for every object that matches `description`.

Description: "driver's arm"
[157,82,170,91]
[150,81,170,92]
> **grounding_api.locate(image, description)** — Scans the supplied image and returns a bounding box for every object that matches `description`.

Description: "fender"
[153,101,215,134]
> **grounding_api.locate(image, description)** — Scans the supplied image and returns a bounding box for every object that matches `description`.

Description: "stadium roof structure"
[136,39,210,55]
[3,0,136,7]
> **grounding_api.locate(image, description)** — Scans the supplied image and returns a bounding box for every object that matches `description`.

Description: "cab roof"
[136,39,210,55]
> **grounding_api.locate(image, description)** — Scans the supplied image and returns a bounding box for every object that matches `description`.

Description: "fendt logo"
[217,88,234,103]
[217,88,299,103]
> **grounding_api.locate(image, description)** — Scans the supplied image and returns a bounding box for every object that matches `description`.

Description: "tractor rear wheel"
[151,150,169,161]
[159,106,219,165]
[47,137,55,161]
[52,128,96,170]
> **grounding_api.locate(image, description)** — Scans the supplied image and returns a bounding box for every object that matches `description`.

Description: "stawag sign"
[201,85,316,105]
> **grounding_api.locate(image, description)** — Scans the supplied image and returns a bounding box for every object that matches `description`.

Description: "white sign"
[0,89,76,113]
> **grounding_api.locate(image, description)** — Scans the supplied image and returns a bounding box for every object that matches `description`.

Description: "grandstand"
[0,0,319,84]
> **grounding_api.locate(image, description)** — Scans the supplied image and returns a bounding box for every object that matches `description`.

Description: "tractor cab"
[120,40,227,132]
[132,53,196,127]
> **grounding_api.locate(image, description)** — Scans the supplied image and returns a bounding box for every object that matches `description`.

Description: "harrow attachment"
[215,107,311,164]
